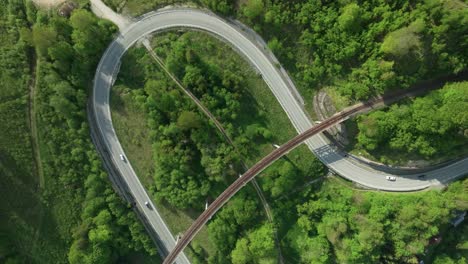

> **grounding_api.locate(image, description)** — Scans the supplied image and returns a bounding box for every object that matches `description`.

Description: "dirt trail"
[90,0,131,31]
[27,52,44,188]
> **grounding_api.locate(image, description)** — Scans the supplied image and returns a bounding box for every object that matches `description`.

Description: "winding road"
[90,7,468,263]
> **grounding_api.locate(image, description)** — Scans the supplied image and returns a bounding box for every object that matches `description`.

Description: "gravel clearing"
[32,0,65,8]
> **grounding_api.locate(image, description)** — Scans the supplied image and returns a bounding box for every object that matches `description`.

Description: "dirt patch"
[32,0,66,8]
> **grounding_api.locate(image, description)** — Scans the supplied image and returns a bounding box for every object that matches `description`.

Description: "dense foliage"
[118,47,238,209]
[1,2,158,263]
[233,0,468,101]
[431,221,468,264]
[33,8,157,263]
[117,32,290,209]
[113,31,327,262]
[0,0,45,262]
[285,179,468,264]
[105,0,468,102]
[4,0,465,263]
[356,81,468,161]
[113,22,467,263]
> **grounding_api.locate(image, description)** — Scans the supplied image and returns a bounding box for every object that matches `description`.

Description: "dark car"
[144,201,152,209]
[418,174,426,179]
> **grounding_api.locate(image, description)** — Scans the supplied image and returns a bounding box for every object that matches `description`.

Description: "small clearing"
[32,0,65,8]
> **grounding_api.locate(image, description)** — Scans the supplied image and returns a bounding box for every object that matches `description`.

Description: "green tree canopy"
[242,0,264,20]
[177,111,201,130]
[381,20,425,58]
[338,3,361,32]
[32,24,57,56]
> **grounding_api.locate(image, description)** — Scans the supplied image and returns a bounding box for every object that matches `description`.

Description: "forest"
[112,31,325,263]
[354,81,468,164]
[104,0,467,99]
[112,29,467,264]
[103,0,468,161]
[285,177,467,263]
[1,0,466,263]
[1,1,157,263]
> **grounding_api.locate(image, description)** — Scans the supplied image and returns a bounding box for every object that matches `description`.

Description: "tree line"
[284,178,467,263]
[0,2,158,263]
[204,0,467,101]
[356,81,468,162]
[105,0,468,101]
[0,0,40,262]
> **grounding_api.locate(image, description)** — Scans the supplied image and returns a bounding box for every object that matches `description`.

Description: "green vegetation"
[285,177,468,264]
[230,223,275,263]
[110,30,324,263]
[106,1,468,263]
[430,221,468,264]
[3,0,467,263]
[110,84,215,258]
[0,1,60,262]
[105,0,467,102]
[109,5,466,263]
[34,8,158,264]
[352,81,468,165]
[243,0,467,102]
[1,2,159,263]
[115,32,324,209]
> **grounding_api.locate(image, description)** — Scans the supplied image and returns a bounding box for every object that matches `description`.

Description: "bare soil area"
[32,0,65,8]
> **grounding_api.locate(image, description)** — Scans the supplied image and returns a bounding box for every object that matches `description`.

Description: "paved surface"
[91,7,468,263]
[90,0,131,30]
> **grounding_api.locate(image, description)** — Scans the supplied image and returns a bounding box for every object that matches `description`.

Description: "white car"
[119,154,125,161]
[386,176,397,181]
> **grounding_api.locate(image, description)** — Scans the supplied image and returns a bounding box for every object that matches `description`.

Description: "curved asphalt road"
[92,7,468,263]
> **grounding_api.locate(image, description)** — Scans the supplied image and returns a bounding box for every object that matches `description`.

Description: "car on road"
[386,176,397,181]
[145,201,151,209]
[418,174,426,179]
[119,154,125,161]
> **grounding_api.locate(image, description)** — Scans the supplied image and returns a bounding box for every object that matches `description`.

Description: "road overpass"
[161,90,468,263]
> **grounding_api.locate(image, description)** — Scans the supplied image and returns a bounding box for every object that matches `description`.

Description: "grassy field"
[0,6,68,262]
[323,85,353,112]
